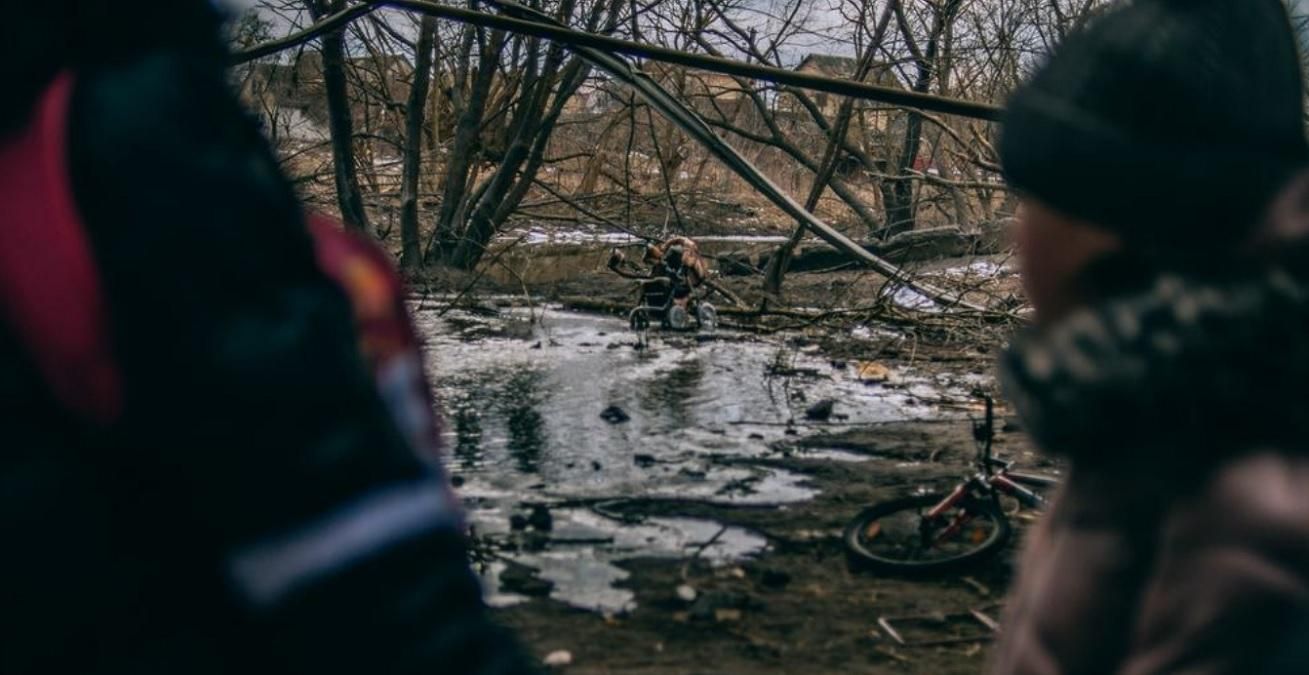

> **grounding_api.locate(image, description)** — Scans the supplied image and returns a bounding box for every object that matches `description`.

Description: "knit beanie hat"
[1000,0,1309,260]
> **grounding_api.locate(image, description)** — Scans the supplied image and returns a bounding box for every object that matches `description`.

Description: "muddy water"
[411,304,974,613]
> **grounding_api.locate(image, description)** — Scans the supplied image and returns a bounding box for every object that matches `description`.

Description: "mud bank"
[494,418,1046,674]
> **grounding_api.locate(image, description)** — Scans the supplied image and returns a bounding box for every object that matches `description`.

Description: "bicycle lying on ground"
[844,397,1058,574]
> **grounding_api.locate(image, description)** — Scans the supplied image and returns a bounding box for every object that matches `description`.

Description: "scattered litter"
[676,584,698,603]
[854,361,892,383]
[876,606,1001,647]
[714,608,742,622]
[960,576,992,597]
[543,650,573,667]
[873,645,912,663]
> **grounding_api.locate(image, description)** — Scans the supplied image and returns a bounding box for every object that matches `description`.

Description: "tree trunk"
[428,28,505,262]
[400,16,437,269]
[447,0,614,269]
[310,0,370,232]
[449,40,572,269]
[763,0,897,296]
[885,0,963,237]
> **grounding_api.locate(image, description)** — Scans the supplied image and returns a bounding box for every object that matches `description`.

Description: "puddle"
[414,305,970,611]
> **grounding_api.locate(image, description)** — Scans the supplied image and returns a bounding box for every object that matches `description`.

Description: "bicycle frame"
[924,397,1048,536]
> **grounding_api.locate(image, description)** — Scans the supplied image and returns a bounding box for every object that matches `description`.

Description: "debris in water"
[600,405,631,424]
[591,461,603,471]
[543,650,573,667]
[510,514,529,531]
[676,584,698,604]
[804,399,836,421]
[633,454,657,468]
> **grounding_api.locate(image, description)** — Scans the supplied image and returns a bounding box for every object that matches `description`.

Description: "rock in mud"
[688,590,762,621]
[528,505,554,532]
[804,399,836,421]
[600,405,631,424]
[500,564,553,598]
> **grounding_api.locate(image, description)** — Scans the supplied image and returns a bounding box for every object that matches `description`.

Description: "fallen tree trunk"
[724,223,1010,276]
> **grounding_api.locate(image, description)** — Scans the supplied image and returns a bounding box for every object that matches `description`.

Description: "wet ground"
[413,302,1049,673]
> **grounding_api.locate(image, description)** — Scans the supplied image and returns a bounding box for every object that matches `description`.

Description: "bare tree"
[401,15,437,267]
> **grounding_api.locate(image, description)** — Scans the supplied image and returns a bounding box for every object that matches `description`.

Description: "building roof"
[795,53,901,89]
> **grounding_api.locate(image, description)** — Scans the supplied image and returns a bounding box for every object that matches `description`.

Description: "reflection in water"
[452,404,483,469]
[417,306,962,612]
[497,370,547,473]
[637,356,704,429]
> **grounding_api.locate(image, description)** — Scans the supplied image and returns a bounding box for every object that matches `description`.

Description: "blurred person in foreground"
[991,0,1309,673]
[0,1,533,672]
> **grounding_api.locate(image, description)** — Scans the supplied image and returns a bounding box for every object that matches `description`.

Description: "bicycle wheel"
[844,492,1011,574]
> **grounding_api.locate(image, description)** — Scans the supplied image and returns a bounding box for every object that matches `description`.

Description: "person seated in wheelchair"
[607,236,715,330]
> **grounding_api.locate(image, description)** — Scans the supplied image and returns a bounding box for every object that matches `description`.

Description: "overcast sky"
[239,0,1309,71]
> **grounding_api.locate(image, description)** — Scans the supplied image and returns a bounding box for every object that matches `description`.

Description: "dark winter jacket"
[0,41,532,675]
[991,245,1309,674]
